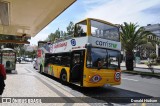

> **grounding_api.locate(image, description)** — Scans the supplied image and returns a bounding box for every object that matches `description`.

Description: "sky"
[29,0,160,45]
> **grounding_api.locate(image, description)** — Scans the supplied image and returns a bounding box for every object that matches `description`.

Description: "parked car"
[24,58,33,62]
[33,58,37,62]
[16,57,21,63]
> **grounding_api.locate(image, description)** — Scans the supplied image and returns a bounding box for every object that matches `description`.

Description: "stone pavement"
[1,63,90,106]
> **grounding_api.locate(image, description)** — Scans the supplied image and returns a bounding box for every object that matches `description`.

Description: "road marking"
[122,77,139,81]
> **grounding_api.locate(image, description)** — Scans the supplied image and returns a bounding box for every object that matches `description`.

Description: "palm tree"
[120,22,156,71]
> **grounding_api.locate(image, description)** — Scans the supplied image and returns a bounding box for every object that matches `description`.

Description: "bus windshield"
[87,48,120,69]
[91,20,119,41]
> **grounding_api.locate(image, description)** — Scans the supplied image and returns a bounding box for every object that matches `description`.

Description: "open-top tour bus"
[37,18,121,87]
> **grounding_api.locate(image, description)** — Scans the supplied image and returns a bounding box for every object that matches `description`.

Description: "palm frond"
[120,22,156,52]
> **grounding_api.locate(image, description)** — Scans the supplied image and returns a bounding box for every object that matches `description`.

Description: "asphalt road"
[2,63,160,106]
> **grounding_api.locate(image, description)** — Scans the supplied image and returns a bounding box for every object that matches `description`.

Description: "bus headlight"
[90,75,102,83]
[114,72,121,81]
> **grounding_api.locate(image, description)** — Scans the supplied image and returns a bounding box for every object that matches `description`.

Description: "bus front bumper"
[83,80,121,87]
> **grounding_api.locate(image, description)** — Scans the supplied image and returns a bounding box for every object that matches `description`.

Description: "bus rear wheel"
[60,72,67,84]
[40,65,42,74]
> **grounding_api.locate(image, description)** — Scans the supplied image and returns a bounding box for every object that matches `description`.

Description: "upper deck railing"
[74,18,120,42]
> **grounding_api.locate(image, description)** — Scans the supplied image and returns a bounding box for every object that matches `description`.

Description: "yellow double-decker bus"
[37,18,121,87]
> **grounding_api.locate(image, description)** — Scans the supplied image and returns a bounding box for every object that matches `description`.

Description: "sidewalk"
[121,61,160,77]
[121,61,160,70]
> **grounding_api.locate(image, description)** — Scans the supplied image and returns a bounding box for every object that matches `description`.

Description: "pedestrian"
[0,64,6,95]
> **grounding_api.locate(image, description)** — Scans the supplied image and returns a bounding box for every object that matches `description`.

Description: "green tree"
[140,42,156,58]
[46,33,56,42]
[55,28,61,38]
[150,53,157,62]
[46,29,61,42]
[66,21,74,36]
[45,21,75,42]
[120,22,156,71]
[15,45,26,57]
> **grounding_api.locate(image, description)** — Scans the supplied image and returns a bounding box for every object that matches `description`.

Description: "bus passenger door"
[70,50,85,86]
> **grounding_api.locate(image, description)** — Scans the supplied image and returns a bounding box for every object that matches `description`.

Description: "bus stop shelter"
[0,0,76,44]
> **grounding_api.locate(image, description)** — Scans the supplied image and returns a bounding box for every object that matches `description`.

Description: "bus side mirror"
[97,62,102,70]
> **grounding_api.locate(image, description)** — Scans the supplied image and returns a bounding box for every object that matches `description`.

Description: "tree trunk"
[125,51,134,71]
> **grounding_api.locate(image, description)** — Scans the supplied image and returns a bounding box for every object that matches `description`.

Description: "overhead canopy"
[0,0,76,37]
[1,48,15,51]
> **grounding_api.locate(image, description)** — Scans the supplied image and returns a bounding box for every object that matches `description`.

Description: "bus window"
[87,48,120,69]
[49,56,55,64]
[61,56,70,67]
[54,56,60,65]
[75,21,87,37]
[107,50,120,69]
[72,54,80,65]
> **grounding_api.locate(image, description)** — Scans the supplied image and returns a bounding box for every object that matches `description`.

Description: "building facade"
[143,24,160,58]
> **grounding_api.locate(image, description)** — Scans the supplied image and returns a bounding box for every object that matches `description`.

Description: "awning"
[0,0,76,37]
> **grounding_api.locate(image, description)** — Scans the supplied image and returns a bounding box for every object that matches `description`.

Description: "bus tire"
[60,70,67,84]
[40,65,43,74]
